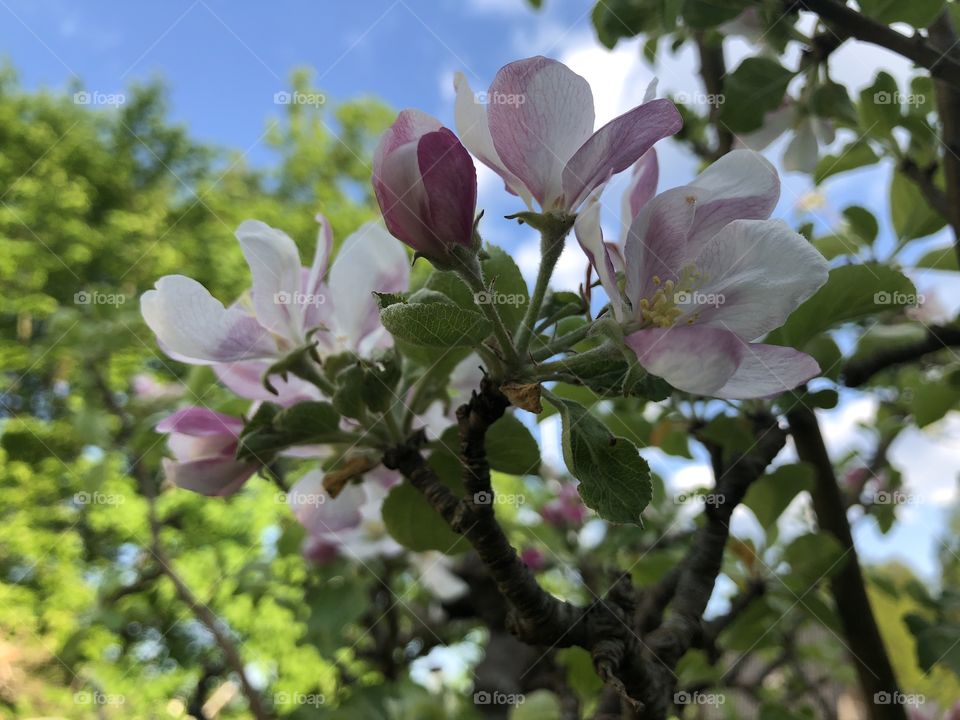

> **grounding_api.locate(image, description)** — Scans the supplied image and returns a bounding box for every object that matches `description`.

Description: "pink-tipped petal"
[684,219,829,340]
[453,71,533,208]
[156,407,244,436]
[686,150,780,252]
[141,275,277,364]
[563,99,682,210]
[714,343,820,399]
[289,471,365,536]
[162,456,256,497]
[624,187,699,312]
[214,361,322,405]
[574,192,624,321]
[625,326,742,396]
[487,56,595,208]
[622,148,660,227]
[417,127,477,249]
[236,220,305,343]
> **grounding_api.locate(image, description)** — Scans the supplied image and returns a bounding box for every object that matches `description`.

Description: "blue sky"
[3,0,957,585]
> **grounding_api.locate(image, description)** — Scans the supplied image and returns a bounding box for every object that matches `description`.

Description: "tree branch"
[796,0,960,89]
[786,404,906,720]
[928,10,960,266]
[842,323,960,387]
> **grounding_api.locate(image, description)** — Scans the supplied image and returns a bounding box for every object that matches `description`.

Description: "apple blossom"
[454,56,682,212]
[156,407,257,496]
[576,149,828,399]
[372,109,478,263]
[141,215,408,404]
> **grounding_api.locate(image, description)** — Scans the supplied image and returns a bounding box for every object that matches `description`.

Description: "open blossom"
[156,407,257,496]
[373,109,477,261]
[576,149,828,399]
[141,215,408,405]
[454,56,681,212]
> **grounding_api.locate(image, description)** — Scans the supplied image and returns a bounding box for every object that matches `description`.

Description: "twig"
[786,404,906,720]
[842,323,960,387]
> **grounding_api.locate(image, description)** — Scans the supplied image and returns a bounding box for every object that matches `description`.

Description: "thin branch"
[928,10,960,266]
[786,404,906,720]
[695,31,734,159]
[842,323,960,387]
[796,0,960,89]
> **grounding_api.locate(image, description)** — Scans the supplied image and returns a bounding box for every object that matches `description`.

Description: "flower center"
[636,266,703,328]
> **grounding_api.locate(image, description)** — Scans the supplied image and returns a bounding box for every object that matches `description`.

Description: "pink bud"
[540,484,587,527]
[520,546,546,571]
[373,109,477,261]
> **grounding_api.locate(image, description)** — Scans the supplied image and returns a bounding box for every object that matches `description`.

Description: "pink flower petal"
[417,127,477,249]
[162,457,256,497]
[487,56,594,208]
[622,148,659,228]
[562,99,681,210]
[574,192,624,321]
[714,343,820,399]
[156,407,244,436]
[625,326,742,396]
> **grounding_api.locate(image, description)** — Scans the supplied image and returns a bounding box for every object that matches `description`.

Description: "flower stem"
[529,322,594,362]
[514,216,574,361]
[455,258,521,370]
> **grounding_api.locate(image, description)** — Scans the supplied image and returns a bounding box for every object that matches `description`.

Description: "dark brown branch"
[786,404,906,720]
[796,0,960,89]
[842,323,960,387]
[695,31,734,159]
[928,10,960,267]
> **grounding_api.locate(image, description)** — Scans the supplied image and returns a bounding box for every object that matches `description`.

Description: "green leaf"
[811,80,858,125]
[485,414,541,475]
[743,464,813,536]
[814,233,858,259]
[858,0,946,28]
[814,141,878,184]
[237,401,342,461]
[781,532,845,592]
[916,245,959,271]
[859,72,901,137]
[908,374,960,427]
[682,0,749,29]
[891,170,947,240]
[547,395,651,523]
[480,244,530,331]
[766,264,917,349]
[720,58,794,133]
[843,206,879,245]
[381,453,469,554]
[905,614,960,675]
[380,301,491,347]
[439,413,540,476]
